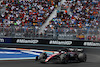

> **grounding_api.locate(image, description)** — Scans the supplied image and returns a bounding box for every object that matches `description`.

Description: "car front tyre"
[39,53,47,63]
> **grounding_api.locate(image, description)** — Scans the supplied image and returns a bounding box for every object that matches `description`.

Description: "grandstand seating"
[44,0,100,40]
[0,0,100,41]
[0,0,61,29]
[0,0,61,37]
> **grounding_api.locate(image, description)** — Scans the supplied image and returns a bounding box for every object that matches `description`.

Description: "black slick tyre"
[39,53,47,63]
[78,53,87,62]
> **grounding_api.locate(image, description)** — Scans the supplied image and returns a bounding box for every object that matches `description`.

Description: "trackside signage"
[0,38,100,47]
[84,42,100,46]
[0,38,4,42]
[49,40,72,45]
[0,38,12,43]
[16,39,39,44]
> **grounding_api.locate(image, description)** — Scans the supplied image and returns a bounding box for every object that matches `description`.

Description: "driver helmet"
[58,50,65,53]
[64,48,69,52]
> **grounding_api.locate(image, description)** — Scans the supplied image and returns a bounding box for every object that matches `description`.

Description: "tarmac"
[0,49,100,67]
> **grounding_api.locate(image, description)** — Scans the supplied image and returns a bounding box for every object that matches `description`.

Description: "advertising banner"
[0,38,12,43]
[0,38,100,47]
[12,38,100,47]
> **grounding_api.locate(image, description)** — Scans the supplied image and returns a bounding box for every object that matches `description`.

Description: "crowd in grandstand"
[0,4,3,9]
[0,0,100,41]
[44,0,100,40]
[0,0,61,37]
[0,0,60,29]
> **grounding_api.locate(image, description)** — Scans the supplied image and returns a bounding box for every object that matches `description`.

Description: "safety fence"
[0,26,100,41]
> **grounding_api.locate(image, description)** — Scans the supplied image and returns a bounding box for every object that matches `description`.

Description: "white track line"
[0,57,36,60]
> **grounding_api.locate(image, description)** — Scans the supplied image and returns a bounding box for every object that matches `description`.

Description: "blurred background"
[0,0,99,41]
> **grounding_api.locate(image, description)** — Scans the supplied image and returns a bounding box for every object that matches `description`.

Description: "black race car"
[36,48,87,64]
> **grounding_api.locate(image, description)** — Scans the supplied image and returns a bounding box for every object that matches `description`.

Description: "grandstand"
[44,0,100,41]
[0,0,100,41]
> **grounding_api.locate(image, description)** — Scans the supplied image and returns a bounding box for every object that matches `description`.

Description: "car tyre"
[78,53,87,62]
[59,54,69,64]
[39,53,47,63]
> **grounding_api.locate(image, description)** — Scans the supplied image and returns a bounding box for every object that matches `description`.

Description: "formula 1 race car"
[36,48,87,64]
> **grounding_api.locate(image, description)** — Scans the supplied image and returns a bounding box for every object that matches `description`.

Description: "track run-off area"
[0,48,100,67]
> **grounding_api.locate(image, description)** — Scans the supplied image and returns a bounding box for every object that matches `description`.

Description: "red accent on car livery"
[45,53,61,62]
[45,52,76,62]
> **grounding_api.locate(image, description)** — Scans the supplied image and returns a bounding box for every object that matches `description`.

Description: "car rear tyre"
[78,53,87,62]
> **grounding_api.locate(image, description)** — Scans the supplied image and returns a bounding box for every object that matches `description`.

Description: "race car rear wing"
[68,48,84,52]
[54,48,84,54]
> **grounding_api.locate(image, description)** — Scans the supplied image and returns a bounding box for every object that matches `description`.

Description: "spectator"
[0,0,61,32]
[44,0,100,41]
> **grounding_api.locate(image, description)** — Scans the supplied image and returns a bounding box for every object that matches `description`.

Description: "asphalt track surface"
[0,48,100,67]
